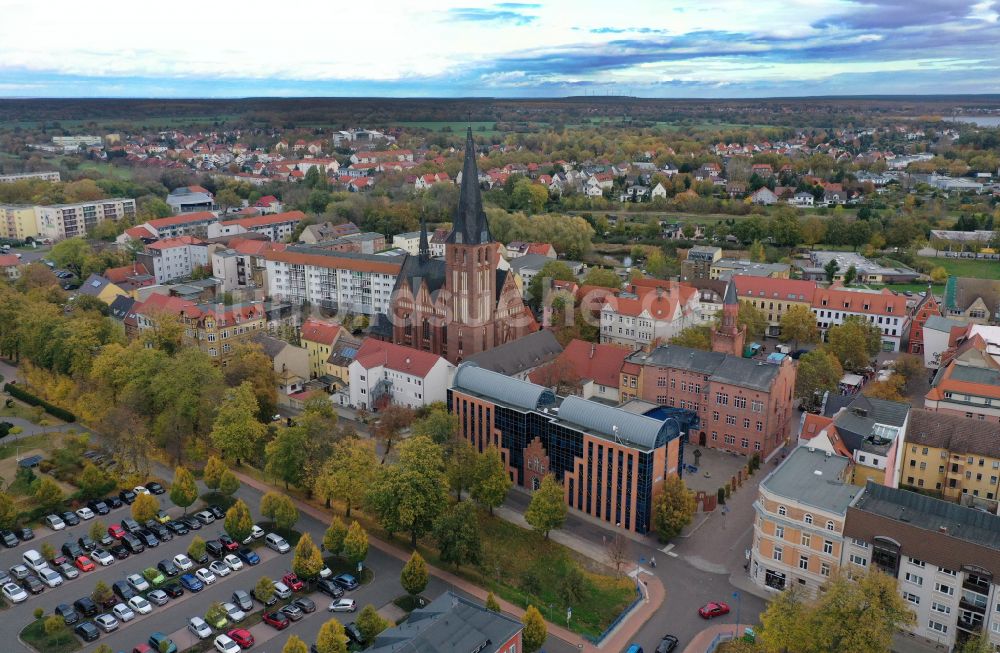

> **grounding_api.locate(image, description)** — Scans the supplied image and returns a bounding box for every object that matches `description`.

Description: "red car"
[262,611,290,630]
[282,572,304,592]
[227,628,254,648]
[218,535,239,551]
[75,555,96,572]
[108,524,126,539]
[698,601,730,619]
[131,646,152,653]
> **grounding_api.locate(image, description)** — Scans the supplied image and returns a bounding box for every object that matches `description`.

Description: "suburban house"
[0,254,22,280]
[348,338,454,410]
[944,278,1000,324]
[251,333,310,395]
[750,187,779,205]
[924,333,1000,423]
[300,318,343,379]
[77,274,127,304]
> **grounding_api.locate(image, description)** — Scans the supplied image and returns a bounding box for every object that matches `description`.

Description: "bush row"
[3,383,76,422]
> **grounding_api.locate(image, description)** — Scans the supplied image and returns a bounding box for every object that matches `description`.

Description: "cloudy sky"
[1,0,998,97]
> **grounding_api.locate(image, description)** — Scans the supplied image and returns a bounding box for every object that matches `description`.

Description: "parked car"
[316,578,345,599]
[165,519,189,536]
[222,601,246,623]
[61,511,80,526]
[75,621,100,642]
[218,534,239,551]
[173,554,194,571]
[121,533,144,554]
[118,489,136,504]
[94,613,119,633]
[37,566,63,587]
[265,533,290,553]
[132,486,150,496]
[282,572,304,591]
[154,510,171,523]
[231,590,253,612]
[121,518,141,533]
[74,596,99,617]
[189,616,213,639]
[57,561,79,579]
[0,530,18,548]
[179,573,204,592]
[205,539,225,559]
[162,582,184,598]
[148,632,178,653]
[262,611,290,630]
[75,507,96,521]
[105,496,123,510]
[2,582,26,603]
[109,544,130,560]
[210,560,231,577]
[113,602,136,622]
[61,541,83,559]
[194,510,216,525]
[147,589,169,606]
[143,566,166,587]
[223,554,244,572]
[145,520,172,541]
[333,573,359,590]
[16,527,34,541]
[128,595,153,615]
[272,580,292,599]
[112,580,136,601]
[208,504,226,519]
[134,529,159,548]
[91,549,114,566]
[241,525,265,544]
[294,597,316,614]
[214,634,241,653]
[196,567,218,585]
[181,515,202,530]
[127,573,150,592]
[78,535,97,552]
[655,635,679,653]
[74,555,95,572]
[235,548,259,566]
[145,481,165,495]
[227,628,254,649]
[55,603,80,624]
[280,602,304,621]
[698,601,730,619]
[344,622,365,645]
[328,598,356,612]
[22,574,45,593]
[107,524,126,539]
[9,564,29,580]
[158,559,180,577]
[251,584,278,607]
[44,514,66,530]
[87,499,110,516]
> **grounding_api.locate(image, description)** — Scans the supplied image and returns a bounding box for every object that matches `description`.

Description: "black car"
[165,520,189,536]
[157,559,179,577]
[205,540,225,559]
[121,518,140,533]
[333,573,359,590]
[293,597,316,614]
[145,521,172,541]
[86,500,109,516]
[316,579,344,599]
[134,529,159,548]
[104,496,123,510]
[61,511,80,526]
[344,622,365,645]
[0,530,17,548]
[109,544,130,560]
[74,621,100,642]
[78,535,97,552]
[62,541,84,559]
[55,603,79,625]
[112,580,135,601]
[145,482,165,495]
[232,589,253,612]
[74,596,99,617]
[655,635,680,653]
[162,581,184,598]
[181,515,202,530]
[22,575,44,594]
[16,527,34,541]
[121,533,144,554]
[118,489,136,505]
[207,504,225,520]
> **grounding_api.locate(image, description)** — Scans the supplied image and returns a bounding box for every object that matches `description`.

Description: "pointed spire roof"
[723,279,738,306]
[446,128,492,245]
[418,214,430,262]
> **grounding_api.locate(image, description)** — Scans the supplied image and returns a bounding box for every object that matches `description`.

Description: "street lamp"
[732,590,742,639]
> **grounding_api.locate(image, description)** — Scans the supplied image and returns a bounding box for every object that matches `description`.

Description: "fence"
[706,632,735,653]
[585,579,644,645]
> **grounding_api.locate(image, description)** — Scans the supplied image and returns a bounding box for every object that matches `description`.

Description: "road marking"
[660,543,679,557]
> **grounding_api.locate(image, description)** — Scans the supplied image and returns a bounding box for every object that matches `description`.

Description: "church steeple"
[446,127,492,245]
[418,214,430,262]
[711,280,746,356]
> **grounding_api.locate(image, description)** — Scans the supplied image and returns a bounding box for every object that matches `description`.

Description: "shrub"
[3,383,75,422]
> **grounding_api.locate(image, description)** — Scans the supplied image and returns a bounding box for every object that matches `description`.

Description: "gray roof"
[762,447,860,515]
[832,394,910,455]
[463,329,563,376]
[368,591,522,653]
[852,482,1000,550]
[78,274,112,297]
[923,314,963,333]
[452,363,555,411]
[509,253,559,274]
[250,333,289,359]
[555,395,676,451]
[627,345,783,392]
[950,364,1000,386]
[108,294,134,320]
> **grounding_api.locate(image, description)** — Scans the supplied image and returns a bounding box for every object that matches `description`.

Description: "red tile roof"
[531,339,629,388]
[732,275,817,303]
[300,319,342,346]
[0,254,20,267]
[104,263,150,283]
[221,210,306,229]
[353,338,444,377]
[811,284,906,315]
[124,225,156,240]
[146,235,205,250]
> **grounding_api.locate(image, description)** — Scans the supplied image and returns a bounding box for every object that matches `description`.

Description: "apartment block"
[34,198,136,240]
[0,171,60,184]
[732,275,817,338]
[137,236,209,283]
[0,205,40,240]
[812,284,909,352]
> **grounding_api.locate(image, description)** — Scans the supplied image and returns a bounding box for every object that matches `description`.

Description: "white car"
[132,485,151,496]
[44,514,65,530]
[91,549,114,566]
[112,602,136,622]
[214,634,241,653]
[75,507,95,520]
[188,616,212,639]
[222,554,243,572]
[265,533,289,553]
[329,598,357,612]
[272,580,291,599]
[94,613,119,633]
[37,566,63,588]
[319,566,333,579]
[193,510,215,524]
[209,560,231,577]
[2,582,26,603]
[126,573,150,592]
[173,554,194,571]
[241,525,265,544]
[128,595,152,615]
[222,602,245,623]
[195,567,217,585]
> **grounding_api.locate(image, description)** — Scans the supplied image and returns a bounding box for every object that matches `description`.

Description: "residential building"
[689,278,728,323]
[901,409,1000,506]
[750,187,779,205]
[311,232,385,255]
[812,284,910,352]
[367,591,522,653]
[909,289,942,355]
[166,185,214,214]
[797,251,920,284]
[349,338,454,410]
[251,333,309,395]
[208,211,307,242]
[463,329,563,381]
[0,254,22,280]
[137,236,209,283]
[922,315,969,369]
[0,205,40,240]
[326,334,361,387]
[77,274,127,304]
[733,276,817,338]
[789,191,815,207]
[710,259,790,281]
[600,279,701,350]
[35,198,136,240]
[300,318,343,379]
[117,212,219,246]
[298,221,360,245]
[264,248,401,316]
[449,362,699,534]
[944,278,1000,324]
[0,171,60,184]
[843,482,1000,652]
[529,338,630,402]
[681,246,723,281]
[52,135,101,149]
[510,253,584,293]
[750,447,860,595]
[925,333,1000,423]
[102,263,155,295]
[211,238,283,292]
[813,394,911,488]
[392,231,422,255]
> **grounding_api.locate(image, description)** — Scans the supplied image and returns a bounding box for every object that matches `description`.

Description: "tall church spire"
[418,214,430,262]
[446,127,493,245]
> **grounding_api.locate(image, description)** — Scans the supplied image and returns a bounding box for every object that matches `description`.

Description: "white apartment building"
[812,285,910,352]
[264,248,401,316]
[599,282,702,351]
[138,236,209,283]
[35,198,137,240]
[392,231,422,255]
[0,171,60,184]
[208,211,307,242]
[348,338,454,410]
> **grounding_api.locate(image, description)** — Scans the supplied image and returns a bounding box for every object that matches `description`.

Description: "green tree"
[292,532,325,580]
[315,438,378,517]
[446,439,479,501]
[91,580,113,606]
[188,536,206,561]
[823,259,840,282]
[828,316,881,372]
[433,500,482,568]
[169,466,198,514]
[50,237,93,277]
[669,325,712,351]
[842,264,857,286]
[400,552,428,596]
[795,349,843,405]
[342,521,369,565]
[930,266,948,283]
[485,592,501,612]
[0,492,18,529]
[224,499,254,543]
[253,576,275,605]
[355,604,390,642]
[41,542,56,563]
[651,475,696,541]
[410,404,457,445]
[203,455,226,490]
[210,381,267,465]
[33,477,64,513]
[373,404,415,464]
[131,492,160,523]
[44,614,68,640]
[526,260,575,309]
[77,463,116,499]
[471,448,512,515]
[260,491,299,530]
[366,435,448,547]
[323,516,348,556]
[205,602,228,628]
[645,249,672,278]
[265,424,308,489]
[778,304,819,348]
[959,635,994,653]
[521,605,547,653]
[524,474,566,539]
[758,587,810,653]
[314,619,349,653]
[88,519,106,542]
[582,267,621,289]
[218,469,241,496]
[892,353,925,394]
[748,239,766,263]
[216,188,242,212]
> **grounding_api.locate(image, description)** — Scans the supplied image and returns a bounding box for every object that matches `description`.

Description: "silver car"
[94,613,119,633]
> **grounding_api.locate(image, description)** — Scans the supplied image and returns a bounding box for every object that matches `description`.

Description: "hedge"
[3,383,75,422]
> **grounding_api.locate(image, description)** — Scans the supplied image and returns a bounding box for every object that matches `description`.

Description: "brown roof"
[264,250,402,275]
[951,278,1000,314]
[907,409,1000,458]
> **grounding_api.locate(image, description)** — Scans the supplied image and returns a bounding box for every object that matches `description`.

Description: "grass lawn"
[21,618,81,653]
[916,256,1000,280]
[396,121,498,135]
[0,400,42,422]
[73,160,135,180]
[0,433,47,459]
[324,555,375,585]
[866,282,943,294]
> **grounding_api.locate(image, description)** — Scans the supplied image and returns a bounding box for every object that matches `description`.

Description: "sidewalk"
[232,468,664,651]
[681,624,755,653]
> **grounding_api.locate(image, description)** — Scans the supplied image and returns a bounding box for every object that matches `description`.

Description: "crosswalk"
[660,543,679,558]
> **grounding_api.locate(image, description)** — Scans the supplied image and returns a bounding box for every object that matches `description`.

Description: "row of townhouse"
[599,278,703,350]
[752,446,1000,652]
[0,198,136,241]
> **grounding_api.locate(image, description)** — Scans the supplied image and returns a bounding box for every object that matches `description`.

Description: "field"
[916,256,1000,280]
[73,160,135,180]
[396,120,499,135]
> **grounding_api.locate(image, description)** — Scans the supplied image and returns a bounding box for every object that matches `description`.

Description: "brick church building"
[385,128,537,363]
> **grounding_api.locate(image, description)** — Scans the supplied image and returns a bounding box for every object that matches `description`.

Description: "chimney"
[590,343,596,359]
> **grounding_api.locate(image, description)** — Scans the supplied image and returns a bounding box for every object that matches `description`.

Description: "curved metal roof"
[452,362,555,411]
[557,395,679,450]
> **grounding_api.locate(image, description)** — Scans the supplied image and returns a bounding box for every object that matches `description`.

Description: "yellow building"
[0,205,40,241]
[732,276,817,338]
[902,409,1000,506]
[300,318,343,379]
